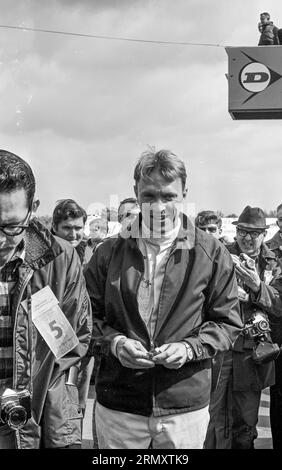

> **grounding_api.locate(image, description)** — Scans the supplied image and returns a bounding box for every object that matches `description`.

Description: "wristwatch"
[182,342,194,361]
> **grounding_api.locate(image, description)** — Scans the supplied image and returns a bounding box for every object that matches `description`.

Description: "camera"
[0,388,31,430]
[243,311,281,364]
[239,253,256,270]
[243,312,270,340]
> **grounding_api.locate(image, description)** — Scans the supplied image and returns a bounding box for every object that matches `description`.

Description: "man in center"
[85,148,242,449]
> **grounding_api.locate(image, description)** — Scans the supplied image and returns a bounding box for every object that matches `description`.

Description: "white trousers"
[95,402,209,449]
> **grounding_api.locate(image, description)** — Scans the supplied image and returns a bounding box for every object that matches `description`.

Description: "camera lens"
[7,405,28,429]
[258,320,269,332]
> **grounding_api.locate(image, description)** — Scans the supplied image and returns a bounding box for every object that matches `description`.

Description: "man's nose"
[244,233,252,240]
[151,200,166,211]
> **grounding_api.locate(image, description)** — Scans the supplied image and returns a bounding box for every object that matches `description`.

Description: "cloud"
[1,0,282,216]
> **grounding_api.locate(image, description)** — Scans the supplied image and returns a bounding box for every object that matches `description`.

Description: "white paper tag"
[22,285,79,359]
[264,270,273,286]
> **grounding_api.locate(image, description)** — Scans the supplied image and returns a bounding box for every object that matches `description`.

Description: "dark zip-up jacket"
[258,21,279,45]
[85,216,242,417]
[266,230,282,265]
[12,218,92,448]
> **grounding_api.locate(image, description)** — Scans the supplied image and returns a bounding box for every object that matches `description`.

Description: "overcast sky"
[1,0,282,216]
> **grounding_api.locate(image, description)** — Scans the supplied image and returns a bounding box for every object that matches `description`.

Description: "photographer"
[227,206,282,449]
[0,150,92,448]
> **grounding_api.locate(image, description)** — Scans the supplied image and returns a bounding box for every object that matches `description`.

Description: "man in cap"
[227,206,282,449]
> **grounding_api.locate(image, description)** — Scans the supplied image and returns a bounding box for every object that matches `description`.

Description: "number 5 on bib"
[22,285,79,359]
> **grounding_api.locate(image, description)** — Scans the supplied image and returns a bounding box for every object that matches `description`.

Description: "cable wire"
[0,24,225,48]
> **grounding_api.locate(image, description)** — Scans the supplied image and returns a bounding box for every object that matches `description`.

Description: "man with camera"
[227,206,282,449]
[0,150,92,448]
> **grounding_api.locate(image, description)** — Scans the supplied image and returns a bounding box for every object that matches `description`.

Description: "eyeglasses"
[199,226,218,234]
[0,209,32,237]
[236,229,264,239]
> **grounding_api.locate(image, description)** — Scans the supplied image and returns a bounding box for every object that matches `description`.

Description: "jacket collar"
[267,230,282,251]
[119,212,196,250]
[23,217,63,270]
[229,241,276,261]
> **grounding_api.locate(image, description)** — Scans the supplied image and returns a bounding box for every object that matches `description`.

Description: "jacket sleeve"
[251,276,282,317]
[274,26,280,44]
[55,247,92,371]
[185,246,243,361]
[84,242,124,356]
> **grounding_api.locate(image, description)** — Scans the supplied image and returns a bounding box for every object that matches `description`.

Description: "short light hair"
[195,210,222,229]
[134,147,187,189]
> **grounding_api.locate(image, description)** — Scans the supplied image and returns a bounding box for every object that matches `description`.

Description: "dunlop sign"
[225,46,282,119]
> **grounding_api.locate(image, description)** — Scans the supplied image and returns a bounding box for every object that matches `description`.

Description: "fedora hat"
[232,206,269,230]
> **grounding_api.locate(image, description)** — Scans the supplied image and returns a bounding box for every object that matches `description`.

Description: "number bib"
[22,285,79,359]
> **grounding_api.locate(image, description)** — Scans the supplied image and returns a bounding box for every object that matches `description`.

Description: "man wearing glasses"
[0,150,92,448]
[195,210,223,239]
[225,206,282,449]
[85,148,242,449]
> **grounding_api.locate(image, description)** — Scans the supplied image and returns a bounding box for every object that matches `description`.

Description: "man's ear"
[183,187,188,199]
[134,184,138,199]
[32,198,40,214]
[51,222,57,234]
[277,220,280,227]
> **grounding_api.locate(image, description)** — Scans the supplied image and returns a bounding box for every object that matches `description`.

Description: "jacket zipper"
[134,245,154,351]
[13,269,34,390]
[154,240,178,338]
[12,268,33,450]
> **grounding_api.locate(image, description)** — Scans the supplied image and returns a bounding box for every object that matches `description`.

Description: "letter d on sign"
[243,72,269,83]
[240,62,270,92]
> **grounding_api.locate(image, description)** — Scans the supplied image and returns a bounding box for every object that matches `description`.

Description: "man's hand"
[151,342,188,369]
[235,263,261,293]
[231,253,261,293]
[116,338,155,369]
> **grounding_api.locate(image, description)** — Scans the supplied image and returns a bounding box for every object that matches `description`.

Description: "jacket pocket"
[42,373,83,448]
[66,383,82,419]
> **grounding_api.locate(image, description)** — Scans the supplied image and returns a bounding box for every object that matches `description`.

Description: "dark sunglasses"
[199,226,218,234]
[236,229,264,239]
